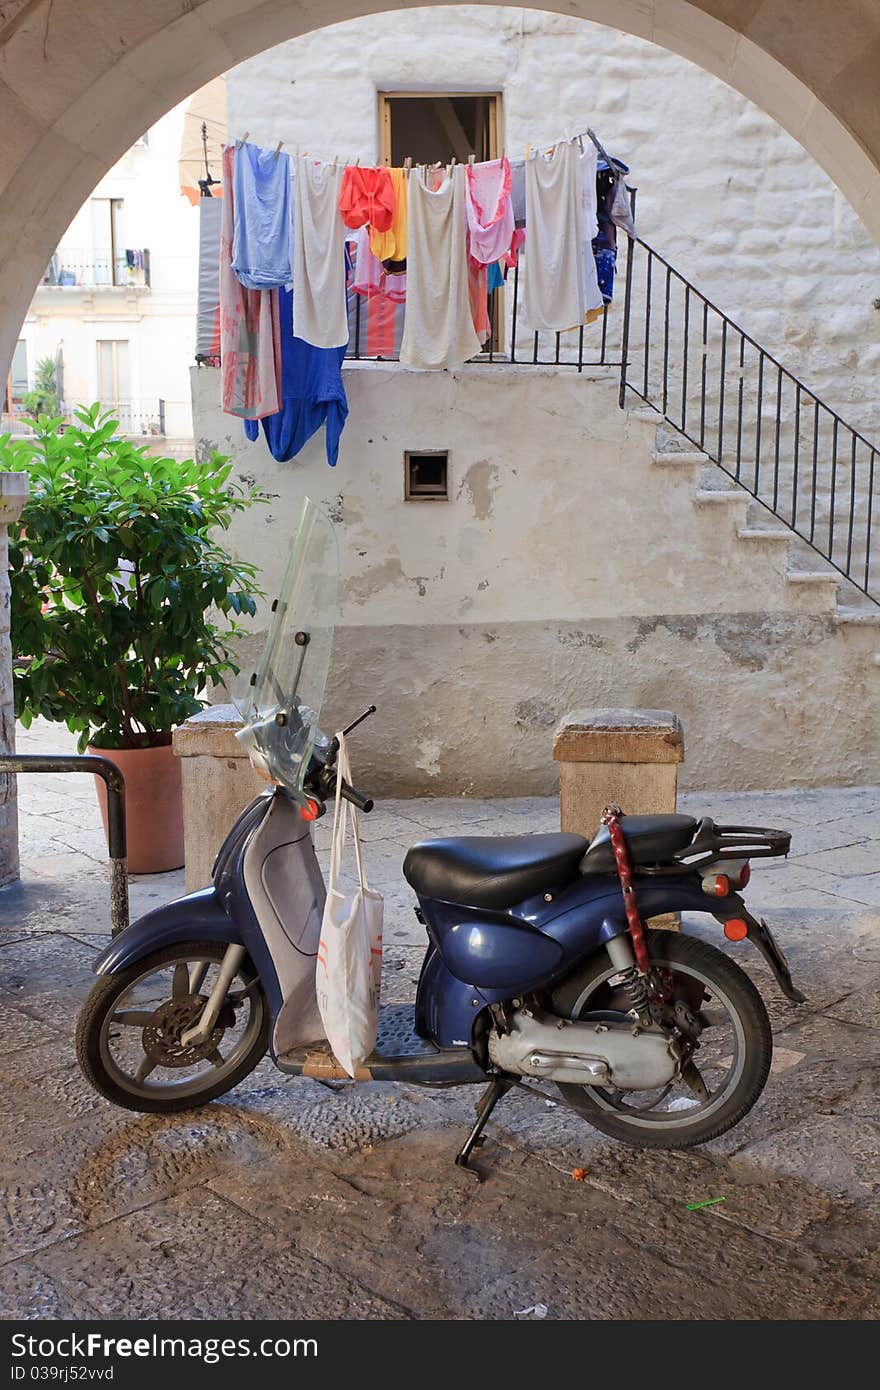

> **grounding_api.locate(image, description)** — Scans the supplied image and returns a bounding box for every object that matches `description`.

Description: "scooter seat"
[580,813,698,873]
[403,833,588,910]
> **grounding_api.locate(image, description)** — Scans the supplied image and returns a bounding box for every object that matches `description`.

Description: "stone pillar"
[0,472,29,887]
[172,703,266,892]
[553,707,684,840]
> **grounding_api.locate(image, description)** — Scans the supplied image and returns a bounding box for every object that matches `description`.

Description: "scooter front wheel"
[76,941,270,1113]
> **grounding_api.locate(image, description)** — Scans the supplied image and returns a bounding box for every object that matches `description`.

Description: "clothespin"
[272,140,283,161]
[468,154,476,165]
[236,131,250,150]
[404,156,412,171]
[451,155,457,167]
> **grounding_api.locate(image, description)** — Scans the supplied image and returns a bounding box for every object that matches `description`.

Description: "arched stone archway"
[1,0,880,370]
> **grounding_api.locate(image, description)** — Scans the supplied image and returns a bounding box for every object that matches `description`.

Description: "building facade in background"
[5,104,201,452]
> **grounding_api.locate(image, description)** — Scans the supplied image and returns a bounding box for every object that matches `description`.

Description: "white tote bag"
[316,734,384,1077]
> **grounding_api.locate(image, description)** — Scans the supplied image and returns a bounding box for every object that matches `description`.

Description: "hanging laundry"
[520,140,585,334]
[348,276,405,358]
[467,256,491,343]
[465,156,514,265]
[608,162,636,237]
[400,164,481,371]
[292,156,349,350]
[487,260,505,292]
[339,164,395,232]
[195,196,222,362]
[245,287,348,467]
[369,166,407,261]
[219,144,281,419]
[509,159,526,226]
[231,141,293,290]
[591,159,633,308]
[576,141,605,318]
[350,226,406,303]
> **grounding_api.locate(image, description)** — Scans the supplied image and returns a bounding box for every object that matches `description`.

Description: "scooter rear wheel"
[76,941,270,1113]
[551,930,772,1149]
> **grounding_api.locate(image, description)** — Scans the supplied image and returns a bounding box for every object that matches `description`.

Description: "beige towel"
[401,164,481,371]
[520,140,586,333]
[292,156,349,349]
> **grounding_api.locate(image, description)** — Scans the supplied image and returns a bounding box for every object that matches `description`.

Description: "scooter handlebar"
[339,778,374,814]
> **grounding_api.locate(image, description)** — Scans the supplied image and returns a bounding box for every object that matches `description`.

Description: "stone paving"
[1,720,879,1319]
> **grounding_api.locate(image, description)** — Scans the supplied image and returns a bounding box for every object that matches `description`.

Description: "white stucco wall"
[193,362,880,796]
[225,5,880,443]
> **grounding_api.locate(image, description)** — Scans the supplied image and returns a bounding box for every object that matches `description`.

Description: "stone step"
[692,489,749,507]
[835,605,880,626]
[651,450,708,467]
[785,570,840,587]
[736,526,792,545]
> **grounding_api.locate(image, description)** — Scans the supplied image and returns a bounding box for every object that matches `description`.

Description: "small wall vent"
[405,450,449,500]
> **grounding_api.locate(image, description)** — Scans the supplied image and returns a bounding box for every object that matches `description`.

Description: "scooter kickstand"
[454,1077,512,1179]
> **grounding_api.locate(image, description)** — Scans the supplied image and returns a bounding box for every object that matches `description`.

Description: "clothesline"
[217,127,635,470]
[226,126,629,181]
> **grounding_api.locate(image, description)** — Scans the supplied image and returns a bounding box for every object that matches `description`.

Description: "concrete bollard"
[553,708,685,928]
[172,704,266,892]
[0,472,29,888]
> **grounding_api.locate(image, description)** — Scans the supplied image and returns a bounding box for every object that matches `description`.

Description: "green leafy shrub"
[4,405,264,751]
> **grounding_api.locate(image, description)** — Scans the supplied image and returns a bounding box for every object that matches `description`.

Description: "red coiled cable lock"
[600,803,652,976]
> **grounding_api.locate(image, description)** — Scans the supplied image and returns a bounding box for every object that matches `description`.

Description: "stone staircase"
[630,407,880,666]
[619,236,880,624]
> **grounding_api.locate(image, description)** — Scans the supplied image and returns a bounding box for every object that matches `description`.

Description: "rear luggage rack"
[673,818,791,868]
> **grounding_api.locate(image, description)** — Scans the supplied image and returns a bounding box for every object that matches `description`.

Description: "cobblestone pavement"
[1,721,879,1320]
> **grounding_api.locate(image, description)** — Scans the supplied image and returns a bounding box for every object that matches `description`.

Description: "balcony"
[40,248,151,291]
[2,398,166,438]
[346,256,626,372]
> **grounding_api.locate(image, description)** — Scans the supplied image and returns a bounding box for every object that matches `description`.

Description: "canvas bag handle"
[328,731,369,893]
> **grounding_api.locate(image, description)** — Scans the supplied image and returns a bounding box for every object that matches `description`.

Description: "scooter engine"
[487,1007,679,1090]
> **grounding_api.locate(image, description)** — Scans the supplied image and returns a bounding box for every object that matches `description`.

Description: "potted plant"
[4,404,263,873]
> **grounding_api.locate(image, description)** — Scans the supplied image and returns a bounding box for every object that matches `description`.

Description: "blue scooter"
[76,500,802,1172]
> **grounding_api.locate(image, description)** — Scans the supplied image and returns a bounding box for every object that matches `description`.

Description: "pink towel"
[465,157,514,266]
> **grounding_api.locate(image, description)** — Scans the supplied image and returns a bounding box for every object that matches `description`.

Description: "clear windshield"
[232,497,338,802]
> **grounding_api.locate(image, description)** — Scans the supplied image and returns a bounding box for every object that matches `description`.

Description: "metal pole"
[0,753,129,935]
[618,234,635,409]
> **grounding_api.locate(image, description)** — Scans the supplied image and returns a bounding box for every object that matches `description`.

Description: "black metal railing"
[346,244,632,371]
[618,236,880,606]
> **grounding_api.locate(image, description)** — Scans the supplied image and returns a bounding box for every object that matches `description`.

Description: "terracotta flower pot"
[89,741,184,874]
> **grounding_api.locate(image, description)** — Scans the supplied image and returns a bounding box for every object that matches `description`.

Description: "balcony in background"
[40,249,151,291]
[2,398,166,438]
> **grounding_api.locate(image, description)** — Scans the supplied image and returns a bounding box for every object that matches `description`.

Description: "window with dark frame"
[378,92,501,168]
[379,91,503,353]
[405,451,449,500]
